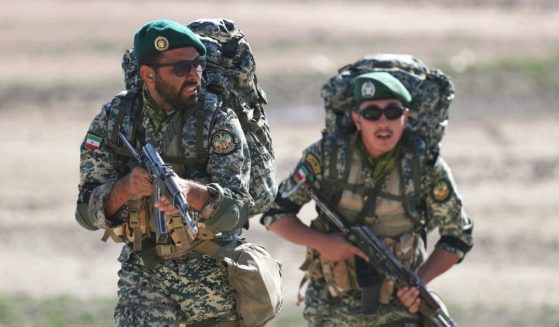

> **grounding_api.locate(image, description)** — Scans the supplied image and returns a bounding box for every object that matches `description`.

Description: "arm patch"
[431,178,452,203]
[211,130,236,155]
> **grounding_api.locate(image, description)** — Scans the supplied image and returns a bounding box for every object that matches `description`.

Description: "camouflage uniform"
[122,19,278,217]
[261,132,473,327]
[76,87,252,325]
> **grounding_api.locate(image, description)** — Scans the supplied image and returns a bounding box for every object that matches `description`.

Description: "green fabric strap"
[357,136,401,182]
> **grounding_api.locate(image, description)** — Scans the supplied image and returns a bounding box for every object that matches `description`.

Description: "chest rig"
[318,133,426,233]
[102,88,223,260]
[302,133,428,303]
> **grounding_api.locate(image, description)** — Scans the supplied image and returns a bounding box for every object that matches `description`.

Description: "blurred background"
[1,0,558,326]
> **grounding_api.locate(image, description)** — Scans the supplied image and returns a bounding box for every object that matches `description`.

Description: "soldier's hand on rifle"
[125,167,153,197]
[154,196,179,216]
[316,233,369,262]
[396,287,420,313]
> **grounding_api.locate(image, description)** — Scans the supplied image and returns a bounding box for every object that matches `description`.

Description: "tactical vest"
[102,88,226,259]
[303,132,428,301]
[319,132,427,228]
[106,87,220,170]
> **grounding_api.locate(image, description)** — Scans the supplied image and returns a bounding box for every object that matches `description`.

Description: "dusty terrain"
[0,1,558,326]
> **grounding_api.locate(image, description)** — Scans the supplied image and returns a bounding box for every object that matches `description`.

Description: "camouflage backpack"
[121,18,277,216]
[320,54,455,162]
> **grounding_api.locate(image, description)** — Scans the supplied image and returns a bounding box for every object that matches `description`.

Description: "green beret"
[133,19,206,63]
[354,72,412,106]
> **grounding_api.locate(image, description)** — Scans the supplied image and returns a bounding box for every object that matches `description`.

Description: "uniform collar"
[355,132,401,182]
[142,86,177,133]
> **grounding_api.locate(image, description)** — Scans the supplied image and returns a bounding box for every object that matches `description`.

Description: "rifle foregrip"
[418,287,457,327]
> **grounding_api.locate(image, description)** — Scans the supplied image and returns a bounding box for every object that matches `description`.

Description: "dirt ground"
[1,0,558,326]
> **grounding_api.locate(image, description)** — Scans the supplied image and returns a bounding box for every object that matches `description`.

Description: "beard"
[154,77,200,111]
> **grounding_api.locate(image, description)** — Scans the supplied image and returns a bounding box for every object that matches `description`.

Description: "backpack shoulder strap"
[195,102,207,159]
[320,133,352,202]
[106,87,142,156]
[160,91,221,167]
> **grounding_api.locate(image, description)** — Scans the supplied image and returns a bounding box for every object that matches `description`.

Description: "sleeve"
[424,156,474,261]
[75,103,128,230]
[260,140,325,228]
[197,108,253,230]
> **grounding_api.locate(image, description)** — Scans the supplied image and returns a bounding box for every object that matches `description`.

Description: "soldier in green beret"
[261,72,473,326]
[76,19,258,326]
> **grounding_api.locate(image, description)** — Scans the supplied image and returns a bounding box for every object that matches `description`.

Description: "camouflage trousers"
[114,246,238,326]
[303,279,421,327]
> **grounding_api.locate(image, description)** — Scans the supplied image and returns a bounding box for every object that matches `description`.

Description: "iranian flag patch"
[85,133,102,150]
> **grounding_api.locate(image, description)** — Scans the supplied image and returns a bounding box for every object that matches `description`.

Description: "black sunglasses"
[359,103,406,121]
[150,56,207,77]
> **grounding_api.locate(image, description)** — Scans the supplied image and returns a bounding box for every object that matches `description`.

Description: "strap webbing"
[329,139,338,184]
[132,93,144,145]
[111,107,127,145]
[355,191,377,225]
[159,96,208,166]
[195,110,205,159]
[161,108,187,155]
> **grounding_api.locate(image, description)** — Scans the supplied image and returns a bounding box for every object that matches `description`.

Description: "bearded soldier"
[261,72,473,326]
[76,20,256,326]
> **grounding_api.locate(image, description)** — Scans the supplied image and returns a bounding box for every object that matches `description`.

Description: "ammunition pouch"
[379,233,423,304]
[300,232,424,305]
[102,197,149,251]
[321,256,358,298]
[155,223,218,260]
[299,247,358,298]
[102,197,220,260]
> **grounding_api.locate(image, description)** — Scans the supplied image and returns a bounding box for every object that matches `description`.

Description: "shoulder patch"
[211,130,236,154]
[305,153,322,176]
[432,178,452,203]
[85,133,103,151]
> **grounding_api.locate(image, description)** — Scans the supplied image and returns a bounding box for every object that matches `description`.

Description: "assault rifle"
[118,129,198,244]
[284,164,457,327]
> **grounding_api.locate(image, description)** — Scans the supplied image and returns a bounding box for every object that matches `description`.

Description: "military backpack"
[320,53,455,163]
[119,18,277,217]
